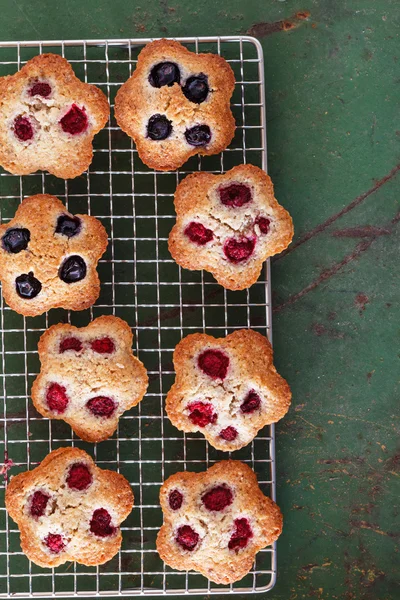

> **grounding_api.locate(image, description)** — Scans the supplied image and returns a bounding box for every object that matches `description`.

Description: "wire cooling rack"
[0,37,275,597]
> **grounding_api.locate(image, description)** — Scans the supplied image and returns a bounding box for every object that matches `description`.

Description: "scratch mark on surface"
[273,240,373,313]
[11,0,41,36]
[332,225,390,238]
[274,209,400,313]
[276,162,400,260]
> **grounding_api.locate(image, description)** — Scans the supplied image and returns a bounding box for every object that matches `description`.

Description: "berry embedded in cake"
[0,53,109,179]
[157,461,283,584]
[165,329,291,452]
[114,39,235,171]
[5,447,134,568]
[31,316,148,443]
[0,194,108,316]
[168,164,294,291]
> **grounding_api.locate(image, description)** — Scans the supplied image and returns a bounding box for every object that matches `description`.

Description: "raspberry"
[30,490,50,518]
[188,402,217,427]
[198,349,229,380]
[60,104,88,135]
[256,216,271,234]
[228,518,253,551]
[90,508,115,537]
[184,222,213,245]
[14,116,33,141]
[90,337,115,354]
[223,237,255,263]
[60,337,82,353]
[44,533,66,554]
[240,391,261,414]
[201,485,233,511]
[66,463,92,491]
[219,426,238,441]
[219,183,251,208]
[46,383,69,413]
[86,396,116,418]
[168,489,183,510]
[29,82,51,98]
[176,525,199,551]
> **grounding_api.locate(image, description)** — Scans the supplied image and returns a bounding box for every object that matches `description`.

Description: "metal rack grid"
[0,36,275,597]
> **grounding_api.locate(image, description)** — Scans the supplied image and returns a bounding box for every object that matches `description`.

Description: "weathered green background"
[0,0,398,598]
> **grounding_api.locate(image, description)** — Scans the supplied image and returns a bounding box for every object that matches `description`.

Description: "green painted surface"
[0,0,398,598]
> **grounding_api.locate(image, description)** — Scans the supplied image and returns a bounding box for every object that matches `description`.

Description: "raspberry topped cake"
[31,316,148,443]
[0,194,108,316]
[165,330,291,451]
[114,39,235,170]
[5,447,134,568]
[157,460,282,584]
[168,164,294,290]
[0,53,109,178]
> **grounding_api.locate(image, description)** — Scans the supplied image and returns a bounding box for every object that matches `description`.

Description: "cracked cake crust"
[165,329,291,451]
[156,460,283,584]
[168,164,294,290]
[31,316,149,443]
[0,194,108,316]
[0,53,109,179]
[5,447,134,568]
[114,39,235,171]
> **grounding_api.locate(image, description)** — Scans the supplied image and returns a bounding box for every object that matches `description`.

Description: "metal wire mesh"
[0,37,275,597]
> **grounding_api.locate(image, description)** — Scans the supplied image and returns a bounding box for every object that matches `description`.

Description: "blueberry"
[2,228,30,253]
[183,74,209,104]
[149,62,180,88]
[56,215,81,238]
[59,256,87,283]
[185,125,211,147]
[147,114,172,141]
[15,272,42,299]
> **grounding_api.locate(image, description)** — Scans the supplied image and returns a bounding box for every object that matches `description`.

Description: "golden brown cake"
[165,329,291,451]
[0,53,109,178]
[31,316,149,443]
[5,447,134,568]
[168,164,294,290]
[157,460,282,584]
[114,39,235,170]
[0,194,108,316]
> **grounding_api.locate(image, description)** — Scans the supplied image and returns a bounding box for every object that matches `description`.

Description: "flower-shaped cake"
[157,460,282,584]
[0,194,108,316]
[166,329,291,451]
[0,53,109,178]
[31,316,149,442]
[114,39,235,170]
[5,447,134,568]
[168,164,294,290]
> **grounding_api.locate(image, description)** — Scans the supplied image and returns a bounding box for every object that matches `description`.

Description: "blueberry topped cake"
[157,460,283,584]
[114,39,235,170]
[0,194,108,316]
[31,316,148,443]
[5,447,134,568]
[168,164,294,290]
[165,330,292,451]
[0,54,109,178]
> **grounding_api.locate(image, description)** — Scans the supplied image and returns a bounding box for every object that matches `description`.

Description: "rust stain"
[355,293,369,314]
[296,11,311,20]
[318,457,364,465]
[349,520,399,538]
[247,10,310,38]
[332,225,391,238]
[276,162,400,261]
[366,370,375,383]
[312,323,344,339]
